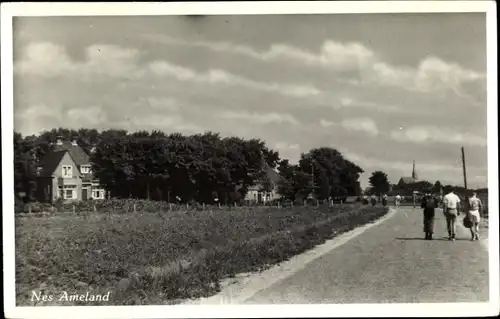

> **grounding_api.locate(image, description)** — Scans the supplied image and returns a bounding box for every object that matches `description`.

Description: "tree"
[368,171,390,196]
[277,147,363,201]
[14,132,37,200]
[276,159,311,201]
[433,180,443,194]
[416,181,433,193]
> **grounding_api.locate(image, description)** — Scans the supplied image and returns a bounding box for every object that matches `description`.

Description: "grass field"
[16,204,388,306]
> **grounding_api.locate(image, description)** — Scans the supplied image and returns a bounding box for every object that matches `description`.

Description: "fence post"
[28,205,32,214]
[73,205,76,214]
[218,203,221,209]
[234,202,237,208]
[291,201,294,208]
[93,205,96,213]
[169,203,172,211]
[133,203,136,213]
[202,203,205,210]
[316,200,319,208]
[186,203,189,210]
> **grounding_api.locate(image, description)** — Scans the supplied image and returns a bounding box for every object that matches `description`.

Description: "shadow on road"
[395,237,471,241]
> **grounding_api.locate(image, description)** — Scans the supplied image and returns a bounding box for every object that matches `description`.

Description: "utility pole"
[461,146,468,190]
[461,146,469,211]
[311,160,315,199]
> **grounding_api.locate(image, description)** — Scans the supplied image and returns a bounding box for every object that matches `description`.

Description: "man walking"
[421,193,439,240]
[468,192,483,241]
[443,188,461,241]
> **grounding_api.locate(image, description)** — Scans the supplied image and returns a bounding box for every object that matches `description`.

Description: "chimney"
[56,135,63,146]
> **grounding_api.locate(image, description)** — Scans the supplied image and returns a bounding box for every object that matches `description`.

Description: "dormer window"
[62,165,72,178]
[81,165,91,174]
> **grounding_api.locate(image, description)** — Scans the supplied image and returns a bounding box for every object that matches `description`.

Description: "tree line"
[367,170,481,198]
[14,128,364,204]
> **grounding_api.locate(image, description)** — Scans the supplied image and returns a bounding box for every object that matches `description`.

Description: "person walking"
[370,195,377,206]
[382,194,388,206]
[443,188,461,241]
[421,193,439,240]
[395,194,401,208]
[467,192,483,241]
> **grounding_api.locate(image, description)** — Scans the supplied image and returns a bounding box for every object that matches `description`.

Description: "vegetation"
[14,128,363,204]
[368,171,390,196]
[16,204,388,305]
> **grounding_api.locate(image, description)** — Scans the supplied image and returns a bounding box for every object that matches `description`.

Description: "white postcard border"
[2,2,498,318]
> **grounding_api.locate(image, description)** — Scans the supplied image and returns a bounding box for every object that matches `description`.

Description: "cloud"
[414,57,485,94]
[66,106,108,126]
[275,142,300,151]
[148,61,320,98]
[320,119,336,127]
[15,42,144,80]
[220,110,299,125]
[341,118,379,136]
[146,35,374,71]
[137,97,180,111]
[147,35,485,98]
[14,103,62,135]
[114,114,202,134]
[338,96,414,114]
[390,126,487,147]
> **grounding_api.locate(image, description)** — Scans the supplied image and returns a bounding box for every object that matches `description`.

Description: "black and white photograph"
[2,2,498,318]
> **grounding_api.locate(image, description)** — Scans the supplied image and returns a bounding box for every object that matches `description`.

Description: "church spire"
[412,160,418,180]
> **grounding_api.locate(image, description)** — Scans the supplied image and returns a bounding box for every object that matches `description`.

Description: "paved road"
[244,207,489,304]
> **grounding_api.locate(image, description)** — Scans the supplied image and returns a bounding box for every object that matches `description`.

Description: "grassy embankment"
[16,203,389,305]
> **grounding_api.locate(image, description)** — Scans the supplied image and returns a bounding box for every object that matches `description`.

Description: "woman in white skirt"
[468,192,483,241]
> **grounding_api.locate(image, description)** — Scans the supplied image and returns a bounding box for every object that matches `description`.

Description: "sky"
[12,13,488,189]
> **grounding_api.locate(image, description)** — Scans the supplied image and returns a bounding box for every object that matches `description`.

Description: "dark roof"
[52,141,90,167]
[37,151,69,177]
[399,177,417,184]
[248,165,281,190]
[265,165,280,184]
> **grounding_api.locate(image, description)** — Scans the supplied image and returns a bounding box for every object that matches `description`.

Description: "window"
[65,189,73,199]
[62,165,72,178]
[81,165,91,174]
[92,190,103,199]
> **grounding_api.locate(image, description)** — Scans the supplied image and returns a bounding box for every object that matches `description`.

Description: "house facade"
[244,166,282,203]
[36,137,106,202]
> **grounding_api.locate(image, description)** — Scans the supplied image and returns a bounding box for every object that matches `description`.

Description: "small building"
[36,136,106,202]
[245,165,281,203]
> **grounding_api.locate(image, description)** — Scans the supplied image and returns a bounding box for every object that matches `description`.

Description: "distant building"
[245,165,281,203]
[398,160,419,186]
[36,136,106,202]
